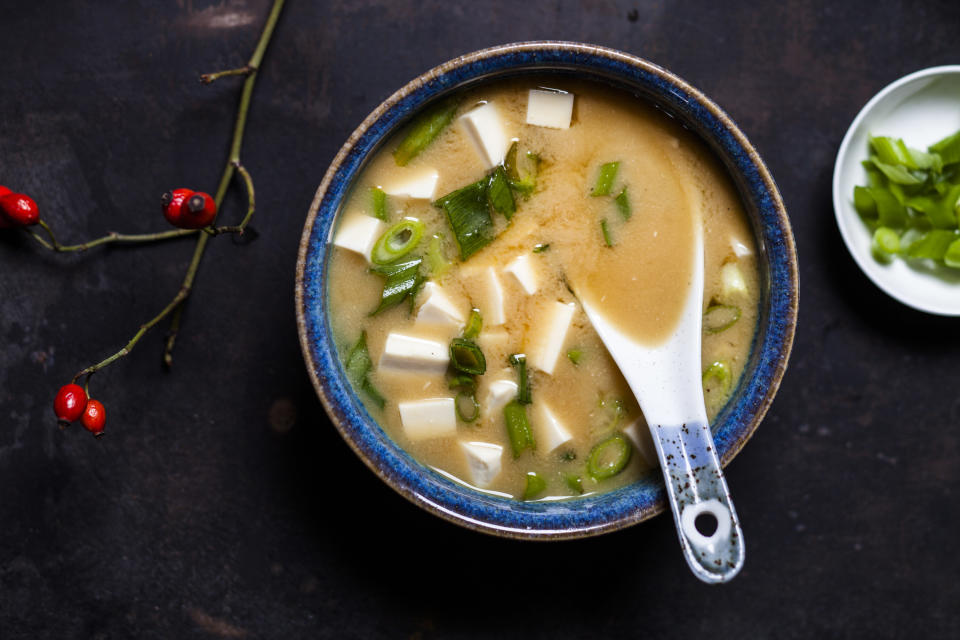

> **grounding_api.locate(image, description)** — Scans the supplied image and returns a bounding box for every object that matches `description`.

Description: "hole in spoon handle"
[652,421,745,584]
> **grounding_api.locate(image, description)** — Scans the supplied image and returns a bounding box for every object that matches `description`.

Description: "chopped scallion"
[503,400,535,457]
[345,332,385,409]
[369,258,423,315]
[425,233,450,278]
[872,226,900,260]
[702,360,732,395]
[450,338,486,375]
[614,187,631,220]
[487,166,516,219]
[586,434,632,481]
[448,374,476,392]
[393,97,459,166]
[566,349,582,365]
[591,161,620,196]
[930,130,960,165]
[703,304,741,334]
[370,218,424,264]
[600,219,614,247]
[533,243,550,253]
[434,179,494,260]
[370,187,388,221]
[522,472,547,500]
[508,353,531,404]
[945,239,960,268]
[455,391,480,423]
[564,473,584,494]
[463,308,483,340]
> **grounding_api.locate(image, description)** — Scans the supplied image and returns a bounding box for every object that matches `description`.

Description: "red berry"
[53,383,88,425]
[0,192,39,226]
[0,187,12,229]
[181,191,217,229]
[161,188,194,227]
[81,399,106,436]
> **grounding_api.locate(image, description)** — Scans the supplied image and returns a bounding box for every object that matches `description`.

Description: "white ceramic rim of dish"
[832,64,960,316]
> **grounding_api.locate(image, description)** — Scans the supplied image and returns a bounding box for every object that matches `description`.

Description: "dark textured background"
[2,1,959,638]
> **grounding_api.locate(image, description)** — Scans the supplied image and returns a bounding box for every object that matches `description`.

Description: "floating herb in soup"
[327,78,759,500]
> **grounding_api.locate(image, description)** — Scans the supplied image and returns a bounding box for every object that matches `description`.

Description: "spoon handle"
[651,421,745,583]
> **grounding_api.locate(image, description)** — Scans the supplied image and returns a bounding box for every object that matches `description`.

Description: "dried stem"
[200,65,255,84]
[75,0,285,378]
[209,163,255,236]
[28,219,197,252]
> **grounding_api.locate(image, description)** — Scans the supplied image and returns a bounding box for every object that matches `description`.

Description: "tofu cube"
[528,302,576,375]
[731,237,753,258]
[416,282,465,329]
[485,378,518,417]
[459,441,504,488]
[526,89,574,129]
[332,214,385,262]
[721,262,748,297]
[482,267,506,327]
[378,333,449,374]
[459,103,510,169]
[398,398,457,441]
[383,168,440,200]
[534,403,573,452]
[622,418,659,467]
[503,254,539,295]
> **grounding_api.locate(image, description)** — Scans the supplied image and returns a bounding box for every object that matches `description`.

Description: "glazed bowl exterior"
[296,41,798,539]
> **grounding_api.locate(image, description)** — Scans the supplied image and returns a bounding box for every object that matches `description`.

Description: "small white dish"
[832,65,960,316]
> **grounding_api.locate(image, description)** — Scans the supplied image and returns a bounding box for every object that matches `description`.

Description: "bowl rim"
[831,64,960,316]
[295,40,798,540]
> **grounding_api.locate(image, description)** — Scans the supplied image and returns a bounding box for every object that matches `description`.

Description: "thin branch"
[28,219,196,252]
[200,65,255,84]
[209,163,255,236]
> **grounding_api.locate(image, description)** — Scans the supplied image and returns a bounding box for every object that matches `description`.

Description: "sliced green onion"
[450,338,486,375]
[870,136,913,167]
[868,186,907,228]
[560,450,576,461]
[586,434,632,480]
[566,349,582,365]
[945,239,960,268]
[448,374,476,392]
[564,473,584,494]
[904,230,959,260]
[614,187,631,220]
[600,397,625,431]
[371,218,425,264]
[345,332,385,409]
[393,97,459,166]
[523,471,547,500]
[508,353,531,404]
[591,161,620,196]
[425,233,450,278]
[434,179,494,260]
[868,156,925,186]
[702,360,732,394]
[369,258,422,315]
[504,400,535,457]
[463,308,483,340]
[370,187,388,221]
[872,227,900,260]
[533,243,550,253]
[703,304,741,334]
[487,166,516,219]
[455,391,480,423]
[930,130,960,165]
[505,142,540,196]
[853,186,877,218]
[600,219,614,247]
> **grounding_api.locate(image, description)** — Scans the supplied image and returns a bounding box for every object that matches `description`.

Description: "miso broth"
[327,78,759,500]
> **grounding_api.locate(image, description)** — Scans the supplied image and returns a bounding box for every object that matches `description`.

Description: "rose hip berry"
[181,191,217,229]
[81,399,106,437]
[161,188,195,228]
[53,383,88,426]
[0,186,12,228]
[0,191,39,227]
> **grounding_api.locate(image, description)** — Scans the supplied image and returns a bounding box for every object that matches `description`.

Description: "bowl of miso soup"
[296,41,797,539]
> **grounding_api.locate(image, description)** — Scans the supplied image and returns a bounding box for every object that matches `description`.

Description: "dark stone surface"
[2,1,959,637]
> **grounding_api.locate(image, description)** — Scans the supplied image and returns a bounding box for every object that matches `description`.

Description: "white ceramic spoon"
[578,224,745,583]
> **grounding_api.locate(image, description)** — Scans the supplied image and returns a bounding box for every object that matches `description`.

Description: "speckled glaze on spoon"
[579,224,745,583]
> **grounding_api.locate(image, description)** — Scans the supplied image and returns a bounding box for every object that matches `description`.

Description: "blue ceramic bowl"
[296,42,798,539]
